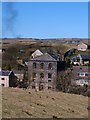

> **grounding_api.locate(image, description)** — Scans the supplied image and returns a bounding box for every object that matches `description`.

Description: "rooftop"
[30,53,57,62]
[80,54,90,60]
[0,71,12,76]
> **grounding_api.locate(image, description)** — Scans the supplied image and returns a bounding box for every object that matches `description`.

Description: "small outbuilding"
[0,71,17,87]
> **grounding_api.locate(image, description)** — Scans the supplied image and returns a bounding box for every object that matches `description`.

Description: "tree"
[56,71,72,92]
[6,64,12,71]
[22,71,28,88]
[65,57,71,67]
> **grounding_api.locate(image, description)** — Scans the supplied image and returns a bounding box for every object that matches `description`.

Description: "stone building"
[28,52,58,90]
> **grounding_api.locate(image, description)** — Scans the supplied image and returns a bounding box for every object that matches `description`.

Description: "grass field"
[2,87,88,118]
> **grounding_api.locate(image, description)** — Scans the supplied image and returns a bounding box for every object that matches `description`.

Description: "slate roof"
[0,71,12,76]
[80,54,90,60]
[72,54,90,61]
[30,53,57,62]
[47,52,60,61]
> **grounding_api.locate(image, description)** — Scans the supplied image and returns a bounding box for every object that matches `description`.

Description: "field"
[2,87,88,118]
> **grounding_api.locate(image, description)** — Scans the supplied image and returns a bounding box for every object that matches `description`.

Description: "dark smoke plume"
[3,2,19,37]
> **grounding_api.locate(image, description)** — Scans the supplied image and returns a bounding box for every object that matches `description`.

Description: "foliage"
[68,85,89,96]
[65,57,71,67]
[57,70,89,96]
[5,64,12,71]
[56,71,72,92]
[9,75,18,87]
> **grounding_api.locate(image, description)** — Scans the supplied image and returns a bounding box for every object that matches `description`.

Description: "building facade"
[28,53,57,90]
[0,71,15,87]
[71,66,90,86]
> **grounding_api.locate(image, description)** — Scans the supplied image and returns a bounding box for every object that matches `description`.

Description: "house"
[0,49,6,53]
[31,49,43,58]
[71,66,90,86]
[77,42,90,51]
[0,71,16,87]
[71,54,90,65]
[28,52,58,91]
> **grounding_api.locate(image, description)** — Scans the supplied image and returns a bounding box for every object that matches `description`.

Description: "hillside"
[2,87,88,118]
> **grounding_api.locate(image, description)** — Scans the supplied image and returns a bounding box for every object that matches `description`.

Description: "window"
[79,72,85,77]
[40,73,44,78]
[48,79,51,82]
[48,73,52,78]
[33,63,36,68]
[32,73,36,78]
[2,84,4,86]
[32,85,35,89]
[48,86,52,89]
[40,63,44,69]
[1,78,5,80]
[48,63,52,69]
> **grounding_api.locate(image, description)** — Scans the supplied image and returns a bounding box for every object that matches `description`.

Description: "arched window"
[40,63,44,69]
[40,73,44,78]
[48,73,52,78]
[33,63,36,68]
[48,63,52,69]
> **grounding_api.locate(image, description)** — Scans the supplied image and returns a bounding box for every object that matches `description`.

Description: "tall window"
[48,63,52,69]
[33,63,36,68]
[32,73,36,78]
[48,73,52,78]
[40,73,44,78]
[40,63,44,69]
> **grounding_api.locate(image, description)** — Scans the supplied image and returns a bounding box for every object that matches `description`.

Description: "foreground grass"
[2,87,88,118]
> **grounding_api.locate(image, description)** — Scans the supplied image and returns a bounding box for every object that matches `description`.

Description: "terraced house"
[28,50,60,91]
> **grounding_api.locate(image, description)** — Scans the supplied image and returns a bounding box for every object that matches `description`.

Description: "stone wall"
[28,61,57,90]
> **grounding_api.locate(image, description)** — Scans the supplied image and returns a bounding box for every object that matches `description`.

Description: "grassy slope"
[2,87,88,118]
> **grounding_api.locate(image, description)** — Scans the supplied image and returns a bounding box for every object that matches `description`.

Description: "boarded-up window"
[33,63,36,68]
[48,63,52,69]
[40,73,44,78]
[40,63,44,69]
